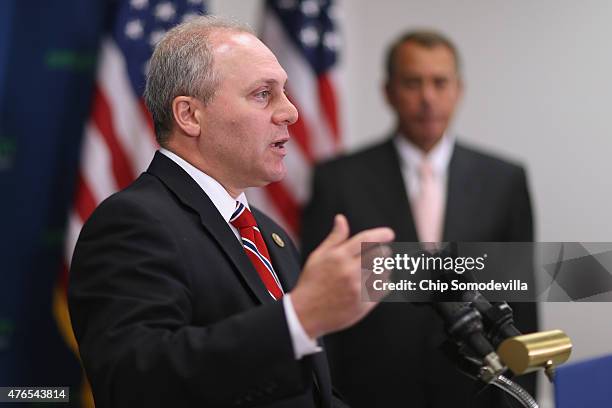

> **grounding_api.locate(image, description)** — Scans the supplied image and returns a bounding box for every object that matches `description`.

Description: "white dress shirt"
[393,133,455,216]
[159,148,321,359]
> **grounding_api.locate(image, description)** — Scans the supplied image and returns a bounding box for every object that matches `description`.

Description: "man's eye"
[401,78,421,89]
[255,90,272,100]
[434,78,448,88]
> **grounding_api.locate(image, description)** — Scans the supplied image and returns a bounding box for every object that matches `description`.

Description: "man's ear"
[172,96,202,137]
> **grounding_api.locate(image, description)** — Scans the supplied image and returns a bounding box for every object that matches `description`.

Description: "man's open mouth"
[271,138,289,149]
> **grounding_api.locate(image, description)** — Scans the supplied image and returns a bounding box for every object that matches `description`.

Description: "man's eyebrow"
[247,78,288,89]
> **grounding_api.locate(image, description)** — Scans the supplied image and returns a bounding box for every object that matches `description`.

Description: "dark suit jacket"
[301,138,538,408]
[68,152,344,408]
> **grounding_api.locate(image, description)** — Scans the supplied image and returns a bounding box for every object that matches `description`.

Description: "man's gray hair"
[144,15,253,146]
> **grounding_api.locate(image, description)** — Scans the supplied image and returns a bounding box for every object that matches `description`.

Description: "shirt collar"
[393,132,455,175]
[159,148,249,222]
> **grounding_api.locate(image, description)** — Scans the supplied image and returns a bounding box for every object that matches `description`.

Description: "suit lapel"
[365,139,419,241]
[146,152,273,304]
[443,144,481,241]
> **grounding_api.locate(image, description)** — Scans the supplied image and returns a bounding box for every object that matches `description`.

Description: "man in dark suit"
[68,16,393,408]
[302,30,538,407]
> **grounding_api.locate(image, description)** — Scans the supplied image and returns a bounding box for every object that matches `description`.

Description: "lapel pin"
[271,233,285,248]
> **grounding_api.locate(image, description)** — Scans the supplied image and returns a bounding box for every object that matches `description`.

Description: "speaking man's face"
[385,41,462,152]
[197,31,298,193]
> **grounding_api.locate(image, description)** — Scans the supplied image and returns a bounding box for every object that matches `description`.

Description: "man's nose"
[273,92,299,126]
[421,83,436,106]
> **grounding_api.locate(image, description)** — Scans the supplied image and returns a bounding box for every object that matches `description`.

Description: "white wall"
[210,1,612,405]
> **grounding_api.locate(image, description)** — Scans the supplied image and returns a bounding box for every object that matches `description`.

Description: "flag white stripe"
[278,140,310,203]
[64,212,84,266]
[81,122,119,203]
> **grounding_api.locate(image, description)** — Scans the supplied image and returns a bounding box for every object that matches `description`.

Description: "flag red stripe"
[317,75,340,146]
[286,94,315,163]
[264,181,301,234]
[74,172,97,223]
[91,85,136,189]
[58,263,69,292]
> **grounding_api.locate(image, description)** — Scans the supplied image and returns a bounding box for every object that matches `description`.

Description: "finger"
[361,243,393,267]
[314,214,350,252]
[342,227,395,257]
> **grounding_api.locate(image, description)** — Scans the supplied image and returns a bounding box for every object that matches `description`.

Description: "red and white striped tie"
[230,202,284,300]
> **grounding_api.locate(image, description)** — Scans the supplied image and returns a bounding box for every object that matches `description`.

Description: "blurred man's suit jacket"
[301,137,538,408]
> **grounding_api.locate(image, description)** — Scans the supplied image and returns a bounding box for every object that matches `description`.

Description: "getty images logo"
[371,252,488,275]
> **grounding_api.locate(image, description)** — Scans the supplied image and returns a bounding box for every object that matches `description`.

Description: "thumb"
[316,214,350,251]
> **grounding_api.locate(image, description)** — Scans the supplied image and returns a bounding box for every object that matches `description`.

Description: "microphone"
[460,291,521,349]
[429,243,522,347]
[431,301,504,382]
[407,246,505,381]
[424,245,571,382]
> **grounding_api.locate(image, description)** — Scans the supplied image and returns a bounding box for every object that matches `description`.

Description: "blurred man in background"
[302,30,538,407]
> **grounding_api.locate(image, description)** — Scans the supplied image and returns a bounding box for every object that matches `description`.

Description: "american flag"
[247,0,342,240]
[54,1,206,405]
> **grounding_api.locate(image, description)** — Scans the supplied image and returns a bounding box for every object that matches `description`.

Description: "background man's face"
[197,32,298,192]
[385,41,462,152]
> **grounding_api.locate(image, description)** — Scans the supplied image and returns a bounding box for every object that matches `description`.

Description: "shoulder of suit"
[111,172,167,203]
[454,141,527,177]
[88,172,169,221]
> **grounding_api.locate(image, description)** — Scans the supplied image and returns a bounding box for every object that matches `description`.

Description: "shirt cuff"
[283,294,322,359]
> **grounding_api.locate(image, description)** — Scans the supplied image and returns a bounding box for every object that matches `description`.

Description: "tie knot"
[230,202,257,229]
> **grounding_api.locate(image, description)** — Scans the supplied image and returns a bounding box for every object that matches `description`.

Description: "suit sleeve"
[504,166,539,397]
[68,196,313,408]
[504,167,538,334]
